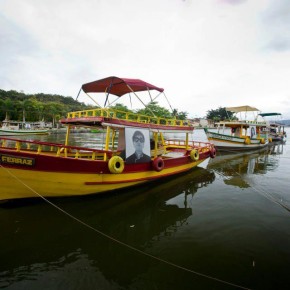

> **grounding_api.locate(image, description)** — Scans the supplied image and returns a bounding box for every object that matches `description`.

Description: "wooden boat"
[0,76,216,201]
[204,106,269,151]
[0,120,49,136]
[259,113,287,143]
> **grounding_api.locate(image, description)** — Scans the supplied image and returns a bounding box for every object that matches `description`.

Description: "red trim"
[0,144,211,173]
[104,118,192,131]
[60,116,193,131]
[61,116,104,125]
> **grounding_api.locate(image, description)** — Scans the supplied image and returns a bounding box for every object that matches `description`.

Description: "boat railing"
[66,108,190,127]
[165,138,213,152]
[239,120,267,125]
[0,137,119,160]
[246,120,267,125]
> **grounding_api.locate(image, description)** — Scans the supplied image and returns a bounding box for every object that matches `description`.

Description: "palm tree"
[2,99,14,120]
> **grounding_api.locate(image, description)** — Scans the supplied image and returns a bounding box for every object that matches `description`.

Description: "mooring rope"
[0,164,251,290]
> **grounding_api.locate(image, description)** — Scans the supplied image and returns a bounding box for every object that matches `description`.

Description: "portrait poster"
[125,128,151,164]
[249,126,257,138]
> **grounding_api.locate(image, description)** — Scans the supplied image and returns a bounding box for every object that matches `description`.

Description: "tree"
[172,108,188,120]
[136,101,172,118]
[206,107,236,122]
[0,89,95,126]
[43,102,66,127]
[110,103,132,112]
[2,99,15,120]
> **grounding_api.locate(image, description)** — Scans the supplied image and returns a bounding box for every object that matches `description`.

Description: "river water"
[1,129,290,290]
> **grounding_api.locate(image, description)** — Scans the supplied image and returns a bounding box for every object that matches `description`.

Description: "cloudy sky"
[1,0,290,118]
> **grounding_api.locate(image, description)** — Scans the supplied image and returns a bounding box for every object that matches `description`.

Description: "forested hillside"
[1,89,189,128]
[0,89,94,126]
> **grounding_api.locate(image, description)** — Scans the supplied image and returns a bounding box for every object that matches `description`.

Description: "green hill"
[0,89,95,126]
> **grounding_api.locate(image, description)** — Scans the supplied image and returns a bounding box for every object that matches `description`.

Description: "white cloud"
[1,0,290,118]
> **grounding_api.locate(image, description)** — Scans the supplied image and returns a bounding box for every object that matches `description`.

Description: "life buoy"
[108,156,124,174]
[60,147,71,154]
[152,157,164,172]
[210,147,216,158]
[260,138,265,144]
[190,149,199,161]
[244,137,251,145]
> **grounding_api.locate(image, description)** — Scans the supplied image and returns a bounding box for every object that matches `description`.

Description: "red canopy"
[82,76,164,97]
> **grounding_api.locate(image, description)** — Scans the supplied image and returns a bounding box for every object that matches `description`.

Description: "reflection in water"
[0,167,215,289]
[207,142,284,188]
[1,131,290,290]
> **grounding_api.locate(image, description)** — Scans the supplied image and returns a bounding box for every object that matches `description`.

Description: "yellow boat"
[0,76,216,201]
[204,106,269,151]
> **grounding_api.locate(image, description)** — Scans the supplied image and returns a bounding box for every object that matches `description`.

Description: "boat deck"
[61,108,193,131]
[0,137,212,162]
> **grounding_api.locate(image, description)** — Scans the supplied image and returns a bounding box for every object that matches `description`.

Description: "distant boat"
[204,105,269,151]
[90,128,106,133]
[0,120,49,136]
[259,112,287,143]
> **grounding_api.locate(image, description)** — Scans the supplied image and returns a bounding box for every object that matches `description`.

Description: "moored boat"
[0,120,49,136]
[259,113,287,143]
[204,106,269,151]
[0,76,216,201]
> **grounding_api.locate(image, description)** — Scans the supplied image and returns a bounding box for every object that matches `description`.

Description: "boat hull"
[0,149,208,200]
[269,134,286,143]
[0,129,49,136]
[205,130,268,151]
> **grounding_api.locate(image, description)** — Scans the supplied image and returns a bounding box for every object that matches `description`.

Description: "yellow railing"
[164,139,214,153]
[0,137,119,160]
[66,108,191,127]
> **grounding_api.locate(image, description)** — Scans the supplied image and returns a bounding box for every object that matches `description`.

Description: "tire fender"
[210,147,216,158]
[108,156,125,174]
[190,149,199,161]
[152,157,164,172]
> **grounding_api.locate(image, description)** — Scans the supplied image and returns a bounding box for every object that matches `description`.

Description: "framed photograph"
[125,128,151,164]
[250,126,257,138]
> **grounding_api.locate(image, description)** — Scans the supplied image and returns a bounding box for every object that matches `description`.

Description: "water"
[1,129,290,290]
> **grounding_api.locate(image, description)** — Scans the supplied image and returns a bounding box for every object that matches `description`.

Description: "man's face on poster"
[133,134,145,154]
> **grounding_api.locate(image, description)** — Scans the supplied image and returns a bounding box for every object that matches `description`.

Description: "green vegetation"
[0,90,188,127]
[0,89,94,126]
[111,101,188,120]
[206,107,236,122]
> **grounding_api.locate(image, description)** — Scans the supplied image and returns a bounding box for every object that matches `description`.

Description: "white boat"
[0,120,49,136]
[259,113,287,143]
[204,106,269,151]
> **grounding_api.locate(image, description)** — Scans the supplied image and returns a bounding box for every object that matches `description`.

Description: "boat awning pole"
[75,88,82,101]
[104,78,114,107]
[153,132,158,158]
[76,87,101,107]
[104,126,111,161]
[65,126,70,146]
[85,92,101,107]
[162,92,174,113]
[127,85,157,117]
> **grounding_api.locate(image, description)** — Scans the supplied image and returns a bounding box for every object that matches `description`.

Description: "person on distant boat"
[126,130,151,163]
[251,127,256,138]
